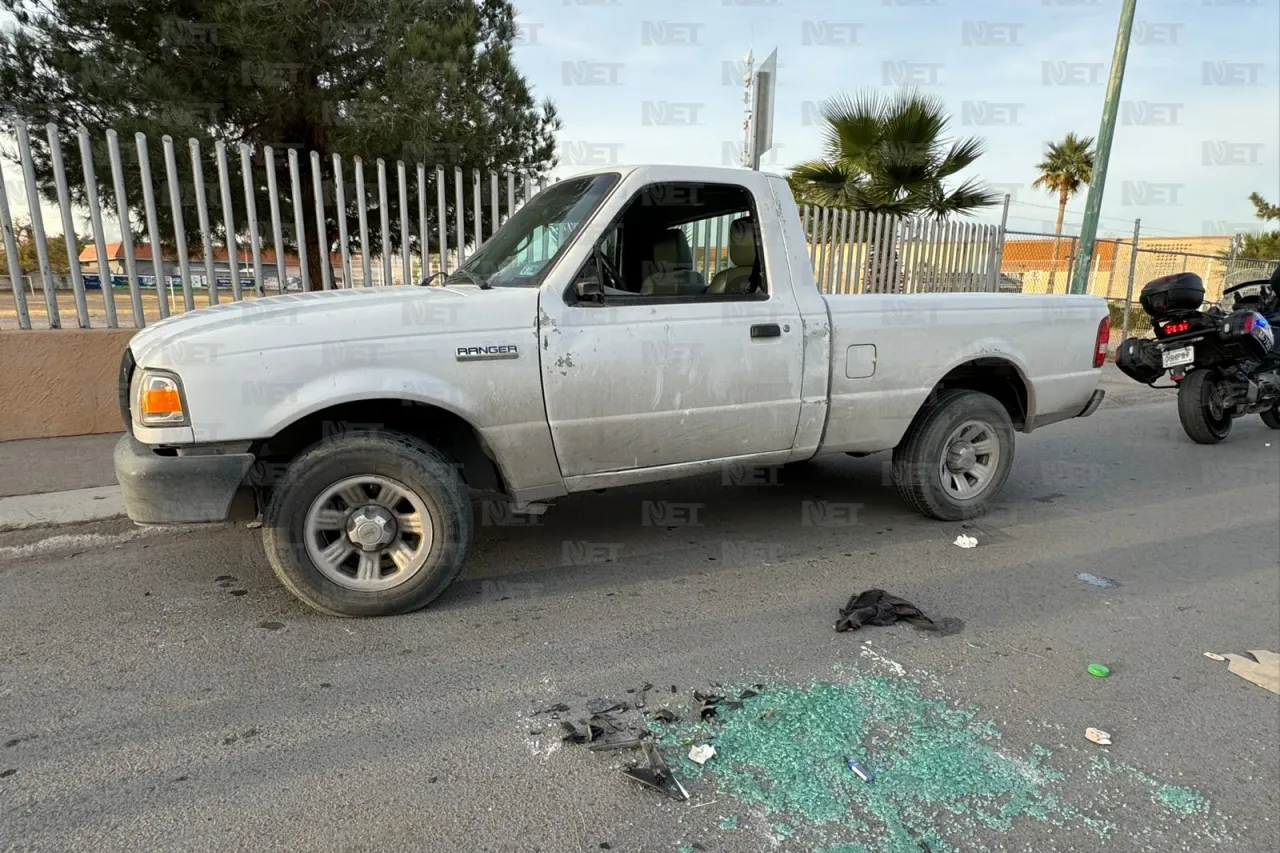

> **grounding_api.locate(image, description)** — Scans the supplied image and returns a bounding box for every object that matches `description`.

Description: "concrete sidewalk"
[0,432,124,531]
[0,366,1173,532]
[0,432,121,498]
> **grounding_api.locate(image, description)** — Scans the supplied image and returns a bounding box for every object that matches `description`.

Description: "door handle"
[750,324,781,339]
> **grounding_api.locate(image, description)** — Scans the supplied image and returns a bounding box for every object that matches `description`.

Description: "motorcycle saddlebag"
[1115,337,1164,384]
[1140,272,1204,318]
[1225,310,1276,360]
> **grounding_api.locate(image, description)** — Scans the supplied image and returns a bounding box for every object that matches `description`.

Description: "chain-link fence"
[1000,230,1279,349]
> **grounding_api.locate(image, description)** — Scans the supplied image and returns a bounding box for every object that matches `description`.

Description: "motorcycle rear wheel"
[1177,369,1233,444]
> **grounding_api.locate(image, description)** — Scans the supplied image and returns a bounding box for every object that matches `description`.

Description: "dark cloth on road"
[836,588,937,633]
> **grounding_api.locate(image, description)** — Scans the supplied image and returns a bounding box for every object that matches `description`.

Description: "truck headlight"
[136,370,190,427]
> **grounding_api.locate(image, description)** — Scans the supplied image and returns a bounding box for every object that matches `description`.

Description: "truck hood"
[128,285,527,365]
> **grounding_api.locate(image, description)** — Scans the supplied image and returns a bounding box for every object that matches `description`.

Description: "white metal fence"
[1,122,1006,331]
[1,122,550,330]
[800,205,1004,295]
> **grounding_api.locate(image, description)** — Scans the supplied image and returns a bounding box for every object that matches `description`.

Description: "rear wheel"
[891,389,1016,521]
[1176,369,1233,444]
[1261,403,1280,429]
[263,431,472,617]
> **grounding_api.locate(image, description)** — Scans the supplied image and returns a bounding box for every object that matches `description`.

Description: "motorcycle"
[1116,265,1280,444]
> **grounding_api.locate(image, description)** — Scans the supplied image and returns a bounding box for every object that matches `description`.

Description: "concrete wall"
[0,328,136,442]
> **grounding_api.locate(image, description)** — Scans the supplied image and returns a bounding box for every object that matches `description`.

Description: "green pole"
[1070,0,1138,296]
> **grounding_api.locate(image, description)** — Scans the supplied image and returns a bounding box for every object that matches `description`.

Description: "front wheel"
[1261,403,1280,429]
[1176,369,1233,444]
[891,389,1016,521]
[263,431,473,617]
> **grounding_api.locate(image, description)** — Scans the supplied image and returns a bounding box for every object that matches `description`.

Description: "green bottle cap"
[1087,663,1111,678]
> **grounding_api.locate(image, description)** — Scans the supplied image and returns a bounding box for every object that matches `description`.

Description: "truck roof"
[554,164,786,183]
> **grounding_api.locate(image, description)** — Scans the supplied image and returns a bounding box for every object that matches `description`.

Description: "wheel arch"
[250,398,506,494]
[924,356,1033,432]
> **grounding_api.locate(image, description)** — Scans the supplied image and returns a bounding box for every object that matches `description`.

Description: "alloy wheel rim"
[939,420,1000,501]
[303,475,433,591]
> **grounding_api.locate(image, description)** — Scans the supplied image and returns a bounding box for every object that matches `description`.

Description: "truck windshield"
[452,173,619,288]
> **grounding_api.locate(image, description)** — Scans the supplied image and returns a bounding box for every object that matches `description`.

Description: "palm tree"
[787,89,999,292]
[1033,133,1096,293]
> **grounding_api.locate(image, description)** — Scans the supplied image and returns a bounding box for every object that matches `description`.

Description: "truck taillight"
[1094,316,1110,368]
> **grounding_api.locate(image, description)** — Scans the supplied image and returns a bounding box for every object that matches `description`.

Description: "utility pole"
[740,49,754,169]
[1069,0,1137,296]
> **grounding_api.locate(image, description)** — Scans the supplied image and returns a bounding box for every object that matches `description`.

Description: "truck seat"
[640,230,706,296]
[708,218,757,294]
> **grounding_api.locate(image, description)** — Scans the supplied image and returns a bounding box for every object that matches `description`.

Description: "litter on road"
[953,535,978,549]
[1087,663,1111,678]
[689,744,716,765]
[1203,652,1226,662]
[1085,727,1113,746]
[846,759,876,784]
[1224,649,1280,695]
[1077,572,1121,588]
[836,588,937,634]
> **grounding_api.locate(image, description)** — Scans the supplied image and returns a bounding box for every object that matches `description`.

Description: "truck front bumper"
[114,435,256,524]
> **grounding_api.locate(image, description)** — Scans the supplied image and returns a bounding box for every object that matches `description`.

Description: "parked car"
[113,166,1110,617]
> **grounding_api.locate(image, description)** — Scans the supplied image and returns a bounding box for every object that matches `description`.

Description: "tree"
[0,219,79,276]
[1032,132,1095,293]
[1220,192,1280,262]
[0,0,560,291]
[1248,191,1280,222]
[786,89,999,219]
[786,89,998,292]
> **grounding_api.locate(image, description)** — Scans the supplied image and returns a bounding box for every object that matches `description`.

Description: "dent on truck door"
[539,179,804,477]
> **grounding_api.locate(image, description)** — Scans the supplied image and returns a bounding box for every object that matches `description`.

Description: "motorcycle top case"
[1140,272,1205,317]
[1115,337,1164,385]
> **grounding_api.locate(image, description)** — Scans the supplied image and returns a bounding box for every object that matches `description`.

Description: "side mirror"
[575,275,603,301]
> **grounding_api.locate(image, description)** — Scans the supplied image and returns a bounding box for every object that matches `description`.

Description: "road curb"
[0,485,127,532]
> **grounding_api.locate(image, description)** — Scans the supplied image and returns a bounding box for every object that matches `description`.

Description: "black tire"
[1176,369,1232,444]
[1261,404,1280,429]
[891,389,1016,521]
[262,431,472,618]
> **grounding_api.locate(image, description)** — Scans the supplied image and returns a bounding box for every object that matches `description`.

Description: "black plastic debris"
[560,720,606,744]
[622,741,688,800]
[589,712,628,734]
[588,735,649,752]
[835,588,937,633]
[587,699,629,715]
[651,708,678,724]
[622,767,670,795]
[533,702,571,716]
[693,691,743,721]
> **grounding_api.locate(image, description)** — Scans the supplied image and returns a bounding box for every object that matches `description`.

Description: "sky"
[512,0,1280,238]
[2,0,1278,242]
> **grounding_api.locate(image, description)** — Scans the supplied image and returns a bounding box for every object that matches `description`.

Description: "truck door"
[539,177,805,478]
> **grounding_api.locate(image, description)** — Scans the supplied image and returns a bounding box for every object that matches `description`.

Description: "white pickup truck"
[115,166,1110,617]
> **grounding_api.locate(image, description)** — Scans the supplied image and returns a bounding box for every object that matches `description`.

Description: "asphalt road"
[2,400,1278,853]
